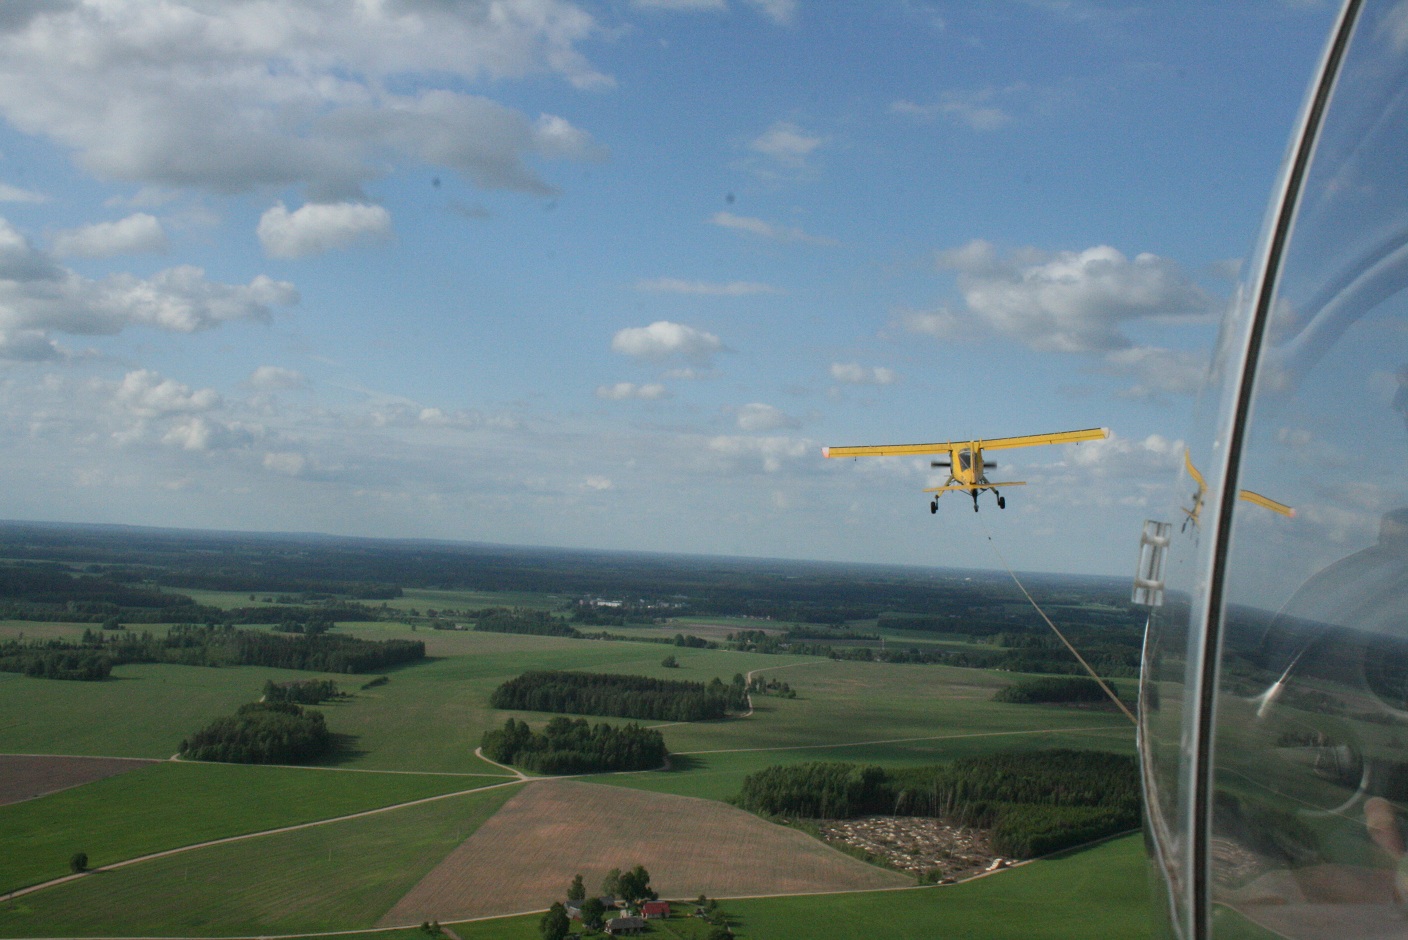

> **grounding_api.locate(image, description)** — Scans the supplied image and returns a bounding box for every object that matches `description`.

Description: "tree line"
[734,750,1139,859]
[724,627,1140,678]
[481,717,666,774]
[490,670,748,722]
[0,625,424,681]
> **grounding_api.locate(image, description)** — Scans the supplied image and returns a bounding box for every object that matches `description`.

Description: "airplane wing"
[1239,489,1296,517]
[1187,449,1294,517]
[822,427,1108,459]
[823,442,956,458]
[974,427,1110,451]
[1184,448,1207,488]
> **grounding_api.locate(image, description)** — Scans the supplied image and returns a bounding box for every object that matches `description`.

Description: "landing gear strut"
[971,490,980,512]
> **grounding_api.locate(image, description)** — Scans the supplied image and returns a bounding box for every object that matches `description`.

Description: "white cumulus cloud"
[161,416,256,452]
[830,363,897,386]
[890,86,1025,131]
[707,434,811,473]
[747,121,823,176]
[0,182,45,203]
[596,382,670,401]
[633,0,728,10]
[264,451,307,477]
[0,2,608,197]
[634,277,781,296]
[709,211,836,246]
[115,369,220,418]
[1102,346,1208,398]
[735,403,799,432]
[611,321,723,365]
[0,218,298,347]
[928,240,1211,353]
[258,202,392,259]
[248,366,306,392]
[53,213,167,258]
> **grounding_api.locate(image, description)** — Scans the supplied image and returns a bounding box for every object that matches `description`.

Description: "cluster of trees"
[0,640,112,680]
[179,701,333,764]
[475,609,581,638]
[263,678,342,705]
[546,866,659,937]
[569,601,661,627]
[735,750,1140,859]
[993,676,1115,704]
[490,670,749,722]
[748,675,796,698]
[480,717,666,774]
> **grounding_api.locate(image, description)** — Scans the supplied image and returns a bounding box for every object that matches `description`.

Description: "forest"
[480,716,668,774]
[0,521,1141,626]
[734,750,1140,859]
[489,670,750,722]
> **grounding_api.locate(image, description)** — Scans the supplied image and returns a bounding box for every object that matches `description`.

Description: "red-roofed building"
[641,901,670,919]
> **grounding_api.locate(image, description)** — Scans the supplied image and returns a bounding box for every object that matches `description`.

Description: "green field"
[0,786,519,937]
[0,662,398,760]
[3,590,1147,937]
[0,761,508,893]
[723,834,1149,939]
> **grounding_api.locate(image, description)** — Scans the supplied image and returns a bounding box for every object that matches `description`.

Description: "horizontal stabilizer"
[923,482,1027,493]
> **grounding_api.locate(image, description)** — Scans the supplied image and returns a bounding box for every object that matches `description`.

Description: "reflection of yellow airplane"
[823,427,1109,513]
[1182,449,1295,530]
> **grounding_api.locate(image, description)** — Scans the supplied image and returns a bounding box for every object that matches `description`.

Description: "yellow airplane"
[823,427,1110,513]
[1182,449,1295,530]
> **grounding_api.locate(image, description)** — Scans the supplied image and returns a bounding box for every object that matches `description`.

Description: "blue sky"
[0,0,1341,576]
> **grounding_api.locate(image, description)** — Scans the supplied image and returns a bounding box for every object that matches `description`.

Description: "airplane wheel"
[998,497,1006,509]
[930,501,937,514]
[973,502,979,513]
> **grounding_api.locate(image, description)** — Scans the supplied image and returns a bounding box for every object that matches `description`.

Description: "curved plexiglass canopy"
[1141,1,1408,936]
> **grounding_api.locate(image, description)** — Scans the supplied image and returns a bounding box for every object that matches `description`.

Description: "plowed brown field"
[0,754,156,805]
[378,779,910,925]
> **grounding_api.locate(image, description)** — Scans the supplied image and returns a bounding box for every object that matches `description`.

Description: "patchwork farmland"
[0,529,1147,938]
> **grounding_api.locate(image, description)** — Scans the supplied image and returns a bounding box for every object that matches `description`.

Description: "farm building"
[641,900,670,919]
[604,915,646,936]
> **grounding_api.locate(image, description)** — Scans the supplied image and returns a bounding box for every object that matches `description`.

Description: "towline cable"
[975,514,1137,727]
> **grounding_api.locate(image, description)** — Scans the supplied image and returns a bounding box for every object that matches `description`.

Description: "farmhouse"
[604,915,646,935]
[640,900,670,919]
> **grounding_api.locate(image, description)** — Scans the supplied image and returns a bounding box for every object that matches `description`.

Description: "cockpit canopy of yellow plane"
[1139,1,1408,937]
